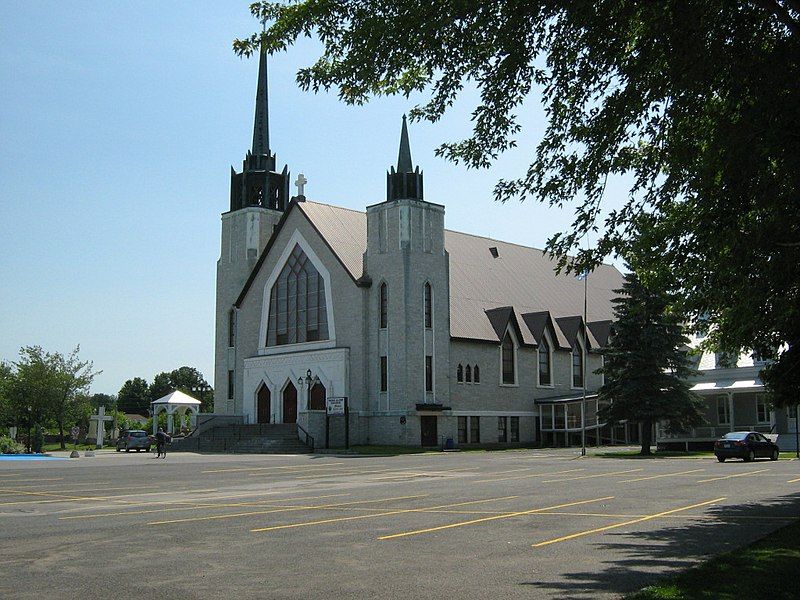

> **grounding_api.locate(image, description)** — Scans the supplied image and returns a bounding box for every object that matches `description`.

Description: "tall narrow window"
[457,364,463,383]
[502,333,515,384]
[228,309,236,347]
[470,416,480,443]
[498,417,507,442]
[473,365,480,383]
[465,365,472,383]
[424,283,432,328]
[425,355,433,392]
[510,417,519,442]
[380,356,388,392]
[266,244,329,346]
[458,416,467,444]
[756,394,769,423]
[227,370,234,400]
[379,283,388,329]
[538,338,551,385]
[717,396,730,424]
[572,341,584,388]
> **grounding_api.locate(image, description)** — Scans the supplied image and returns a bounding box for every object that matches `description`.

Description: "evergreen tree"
[598,272,704,455]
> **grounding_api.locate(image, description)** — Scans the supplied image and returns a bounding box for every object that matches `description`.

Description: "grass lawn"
[41,442,101,452]
[627,519,800,600]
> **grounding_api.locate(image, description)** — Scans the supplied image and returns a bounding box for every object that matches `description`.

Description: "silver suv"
[116,430,152,452]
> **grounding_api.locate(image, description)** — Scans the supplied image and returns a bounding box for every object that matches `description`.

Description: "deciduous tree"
[240,0,800,406]
[117,377,151,415]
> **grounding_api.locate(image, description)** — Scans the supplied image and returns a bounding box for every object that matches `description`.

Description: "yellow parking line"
[787,476,800,483]
[201,462,346,474]
[541,468,644,483]
[620,469,705,483]
[59,493,350,520]
[531,497,726,548]
[250,495,520,533]
[697,469,769,483]
[378,496,616,540]
[0,478,64,484]
[0,487,219,506]
[287,467,408,480]
[474,468,585,484]
[149,494,428,526]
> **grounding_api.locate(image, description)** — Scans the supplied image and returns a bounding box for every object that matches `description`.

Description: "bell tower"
[214,41,289,414]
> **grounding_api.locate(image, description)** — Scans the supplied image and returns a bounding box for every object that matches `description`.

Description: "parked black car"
[714,431,780,462]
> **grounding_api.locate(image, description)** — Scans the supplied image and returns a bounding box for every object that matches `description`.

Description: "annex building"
[212,47,625,448]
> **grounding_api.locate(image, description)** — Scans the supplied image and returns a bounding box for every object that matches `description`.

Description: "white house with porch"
[657,336,798,451]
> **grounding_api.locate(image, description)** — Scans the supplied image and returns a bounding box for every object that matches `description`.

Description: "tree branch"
[750,0,800,36]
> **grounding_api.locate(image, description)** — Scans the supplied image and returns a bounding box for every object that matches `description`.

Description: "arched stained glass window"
[572,340,584,388]
[465,365,472,383]
[266,244,329,346]
[473,365,480,383]
[502,333,515,384]
[457,364,463,382]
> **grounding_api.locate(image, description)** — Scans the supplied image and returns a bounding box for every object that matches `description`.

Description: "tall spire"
[251,41,270,156]
[387,115,423,202]
[397,114,413,173]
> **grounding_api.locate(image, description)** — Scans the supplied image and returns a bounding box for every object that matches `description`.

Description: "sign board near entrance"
[326,397,346,416]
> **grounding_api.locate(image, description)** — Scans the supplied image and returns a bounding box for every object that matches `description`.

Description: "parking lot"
[1,449,799,599]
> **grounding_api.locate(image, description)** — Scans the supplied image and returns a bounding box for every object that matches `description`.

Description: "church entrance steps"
[171,423,311,454]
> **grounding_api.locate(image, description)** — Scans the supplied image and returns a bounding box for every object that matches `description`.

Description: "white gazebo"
[151,390,201,434]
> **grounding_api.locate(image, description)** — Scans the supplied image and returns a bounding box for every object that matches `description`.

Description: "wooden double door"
[282,382,297,424]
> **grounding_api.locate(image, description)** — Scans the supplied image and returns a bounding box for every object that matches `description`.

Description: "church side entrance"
[420,416,438,447]
[283,382,298,424]
[256,384,271,424]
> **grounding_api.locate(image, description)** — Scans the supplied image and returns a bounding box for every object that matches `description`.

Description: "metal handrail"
[296,423,315,451]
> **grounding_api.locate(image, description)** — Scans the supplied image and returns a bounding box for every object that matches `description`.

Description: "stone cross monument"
[295,173,307,198]
[89,406,113,449]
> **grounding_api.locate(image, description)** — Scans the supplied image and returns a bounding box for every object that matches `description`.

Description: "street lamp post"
[26,405,32,454]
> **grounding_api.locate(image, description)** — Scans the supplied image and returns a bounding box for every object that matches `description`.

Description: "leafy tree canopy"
[598,271,704,454]
[239,0,800,404]
[117,377,151,415]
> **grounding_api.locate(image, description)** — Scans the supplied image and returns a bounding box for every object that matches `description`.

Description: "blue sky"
[0,2,625,395]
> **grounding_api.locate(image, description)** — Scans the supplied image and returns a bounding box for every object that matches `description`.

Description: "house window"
[425,355,433,392]
[266,244,329,346]
[538,337,551,385]
[457,364,463,383]
[717,396,730,425]
[228,309,236,347]
[498,417,507,442]
[510,417,519,442]
[756,394,770,423]
[380,356,388,392]
[227,370,234,400]
[424,283,432,328]
[502,333,515,384]
[572,342,584,388]
[379,283,388,329]
[458,416,467,444]
[473,365,480,383]
[470,417,480,443]
[465,365,472,383]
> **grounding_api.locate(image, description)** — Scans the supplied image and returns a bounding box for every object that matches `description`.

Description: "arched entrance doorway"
[309,381,326,411]
[282,382,297,424]
[256,384,271,424]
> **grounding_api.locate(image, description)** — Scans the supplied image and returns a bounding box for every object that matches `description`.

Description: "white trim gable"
[257,228,337,356]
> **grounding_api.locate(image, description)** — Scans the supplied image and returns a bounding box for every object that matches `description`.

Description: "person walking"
[156,427,169,459]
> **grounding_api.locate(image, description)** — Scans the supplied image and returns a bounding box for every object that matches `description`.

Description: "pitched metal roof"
[259,201,624,343]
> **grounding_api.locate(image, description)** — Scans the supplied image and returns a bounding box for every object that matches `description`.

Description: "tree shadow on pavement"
[518,492,800,599]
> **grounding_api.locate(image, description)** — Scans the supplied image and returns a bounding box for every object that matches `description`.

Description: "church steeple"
[229,39,289,213]
[251,45,270,156]
[387,115,423,202]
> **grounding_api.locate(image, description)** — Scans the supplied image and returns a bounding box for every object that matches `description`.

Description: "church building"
[213,46,625,448]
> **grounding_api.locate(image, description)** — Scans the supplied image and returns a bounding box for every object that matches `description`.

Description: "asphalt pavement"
[1,448,798,599]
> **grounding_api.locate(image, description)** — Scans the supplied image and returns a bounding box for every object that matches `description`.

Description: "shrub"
[0,435,25,454]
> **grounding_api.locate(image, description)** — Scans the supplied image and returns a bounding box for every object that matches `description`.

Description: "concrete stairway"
[172,423,312,454]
